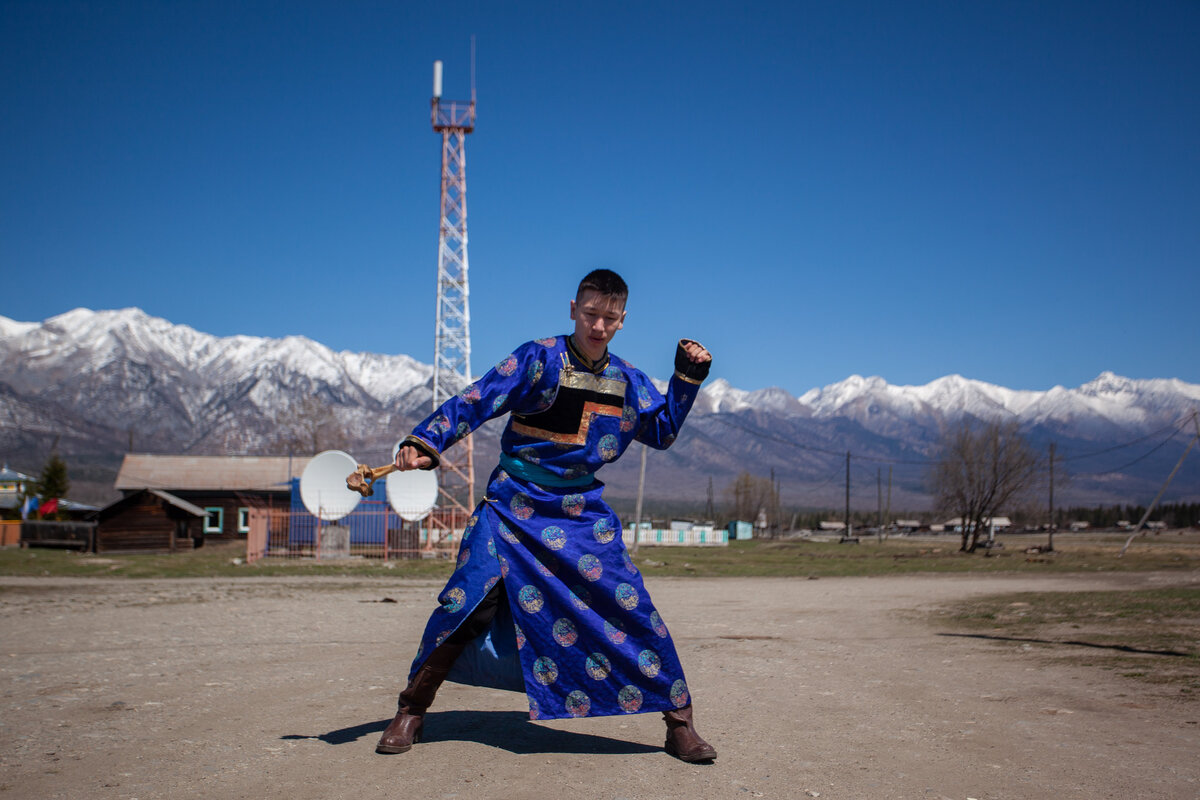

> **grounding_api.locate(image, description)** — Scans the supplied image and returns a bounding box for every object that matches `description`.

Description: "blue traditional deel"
[400,334,708,721]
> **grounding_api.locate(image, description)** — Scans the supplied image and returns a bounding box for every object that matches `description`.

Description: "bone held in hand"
[345,463,398,497]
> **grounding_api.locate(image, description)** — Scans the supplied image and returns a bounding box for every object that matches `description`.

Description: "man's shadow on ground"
[281,710,661,755]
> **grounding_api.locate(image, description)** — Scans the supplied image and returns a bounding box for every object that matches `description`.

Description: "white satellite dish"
[386,469,438,521]
[300,450,363,521]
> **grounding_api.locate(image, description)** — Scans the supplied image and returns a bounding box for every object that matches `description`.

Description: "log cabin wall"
[169,491,287,541]
[96,492,199,553]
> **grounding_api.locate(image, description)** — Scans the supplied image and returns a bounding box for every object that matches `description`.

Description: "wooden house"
[113,455,310,542]
[94,489,206,553]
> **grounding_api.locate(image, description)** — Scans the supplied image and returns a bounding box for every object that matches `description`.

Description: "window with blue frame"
[204,507,223,534]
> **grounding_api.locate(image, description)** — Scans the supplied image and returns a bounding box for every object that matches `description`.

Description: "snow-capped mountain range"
[2,308,1198,507]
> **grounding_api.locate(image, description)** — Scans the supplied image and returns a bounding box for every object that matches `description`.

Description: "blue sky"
[2,1,1198,395]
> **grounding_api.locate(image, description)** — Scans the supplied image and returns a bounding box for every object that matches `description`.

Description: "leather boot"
[376,641,465,754]
[663,704,717,762]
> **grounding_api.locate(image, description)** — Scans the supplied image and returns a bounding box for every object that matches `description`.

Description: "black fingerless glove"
[674,339,711,384]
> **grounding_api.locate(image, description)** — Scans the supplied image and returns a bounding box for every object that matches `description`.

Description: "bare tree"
[930,419,1040,552]
[725,471,778,534]
[278,396,349,455]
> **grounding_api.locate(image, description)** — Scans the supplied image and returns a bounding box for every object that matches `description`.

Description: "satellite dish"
[386,469,438,521]
[300,450,363,521]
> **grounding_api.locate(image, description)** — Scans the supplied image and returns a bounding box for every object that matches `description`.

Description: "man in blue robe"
[371,269,717,762]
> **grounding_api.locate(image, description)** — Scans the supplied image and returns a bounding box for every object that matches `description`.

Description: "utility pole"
[705,476,714,522]
[876,467,882,543]
[885,465,892,537]
[1119,412,1200,556]
[844,451,851,538]
[1047,441,1056,551]
[632,443,647,556]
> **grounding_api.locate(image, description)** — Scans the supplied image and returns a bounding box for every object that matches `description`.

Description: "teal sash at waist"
[498,453,595,488]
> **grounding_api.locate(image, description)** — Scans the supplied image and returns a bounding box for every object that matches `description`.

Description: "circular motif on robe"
[563,466,589,480]
[532,656,558,685]
[569,584,592,611]
[620,404,637,432]
[598,434,619,462]
[484,575,499,593]
[514,622,526,650]
[593,518,616,544]
[615,582,639,610]
[664,433,676,446]
[428,414,451,434]
[669,679,690,708]
[435,628,455,646]
[497,520,519,543]
[650,610,669,638]
[517,447,540,464]
[528,699,540,720]
[526,360,544,384]
[517,584,544,614]
[454,421,471,442]
[456,546,471,568]
[459,384,481,403]
[498,555,510,578]
[535,556,555,578]
[637,385,653,410]
[565,690,591,718]
[541,525,566,551]
[577,553,603,582]
[535,336,558,347]
[584,652,611,680]
[618,685,643,713]
[603,365,624,381]
[441,587,466,614]
[496,355,518,376]
[604,617,627,645]
[536,387,556,411]
[562,493,586,517]
[510,493,534,520]
[552,618,578,647]
[622,550,639,574]
[486,537,497,558]
[491,393,509,414]
[496,469,511,483]
[637,649,662,678]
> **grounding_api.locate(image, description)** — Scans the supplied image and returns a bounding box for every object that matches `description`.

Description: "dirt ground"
[2,571,1199,800]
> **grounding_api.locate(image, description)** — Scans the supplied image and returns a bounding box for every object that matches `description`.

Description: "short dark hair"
[576,269,628,303]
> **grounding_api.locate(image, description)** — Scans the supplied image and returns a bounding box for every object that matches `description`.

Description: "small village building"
[818,521,846,532]
[114,454,310,542]
[94,489,207,553]
[941,516,1013,533]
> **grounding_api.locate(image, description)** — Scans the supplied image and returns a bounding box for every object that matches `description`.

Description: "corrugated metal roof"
[114,455,313,492]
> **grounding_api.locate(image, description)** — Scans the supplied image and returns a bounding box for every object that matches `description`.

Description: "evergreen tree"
[37,453,70,517]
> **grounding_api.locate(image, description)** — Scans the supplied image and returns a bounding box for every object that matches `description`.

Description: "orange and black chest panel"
[511,364,626,445]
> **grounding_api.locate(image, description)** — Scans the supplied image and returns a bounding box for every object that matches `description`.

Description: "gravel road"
[2,571,1198,799]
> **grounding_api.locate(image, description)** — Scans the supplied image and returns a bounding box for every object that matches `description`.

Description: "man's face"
[570,290,626,361]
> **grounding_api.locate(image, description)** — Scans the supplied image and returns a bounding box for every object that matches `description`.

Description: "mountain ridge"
[2,308,1197,509]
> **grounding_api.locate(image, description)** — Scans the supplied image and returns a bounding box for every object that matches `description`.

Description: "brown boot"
[663,704,717,762]
[376,642,464,754]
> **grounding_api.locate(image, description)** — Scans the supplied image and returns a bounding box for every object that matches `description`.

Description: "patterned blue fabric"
[405,335,705,720]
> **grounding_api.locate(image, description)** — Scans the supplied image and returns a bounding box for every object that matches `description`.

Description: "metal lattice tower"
[429,59,476,541]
